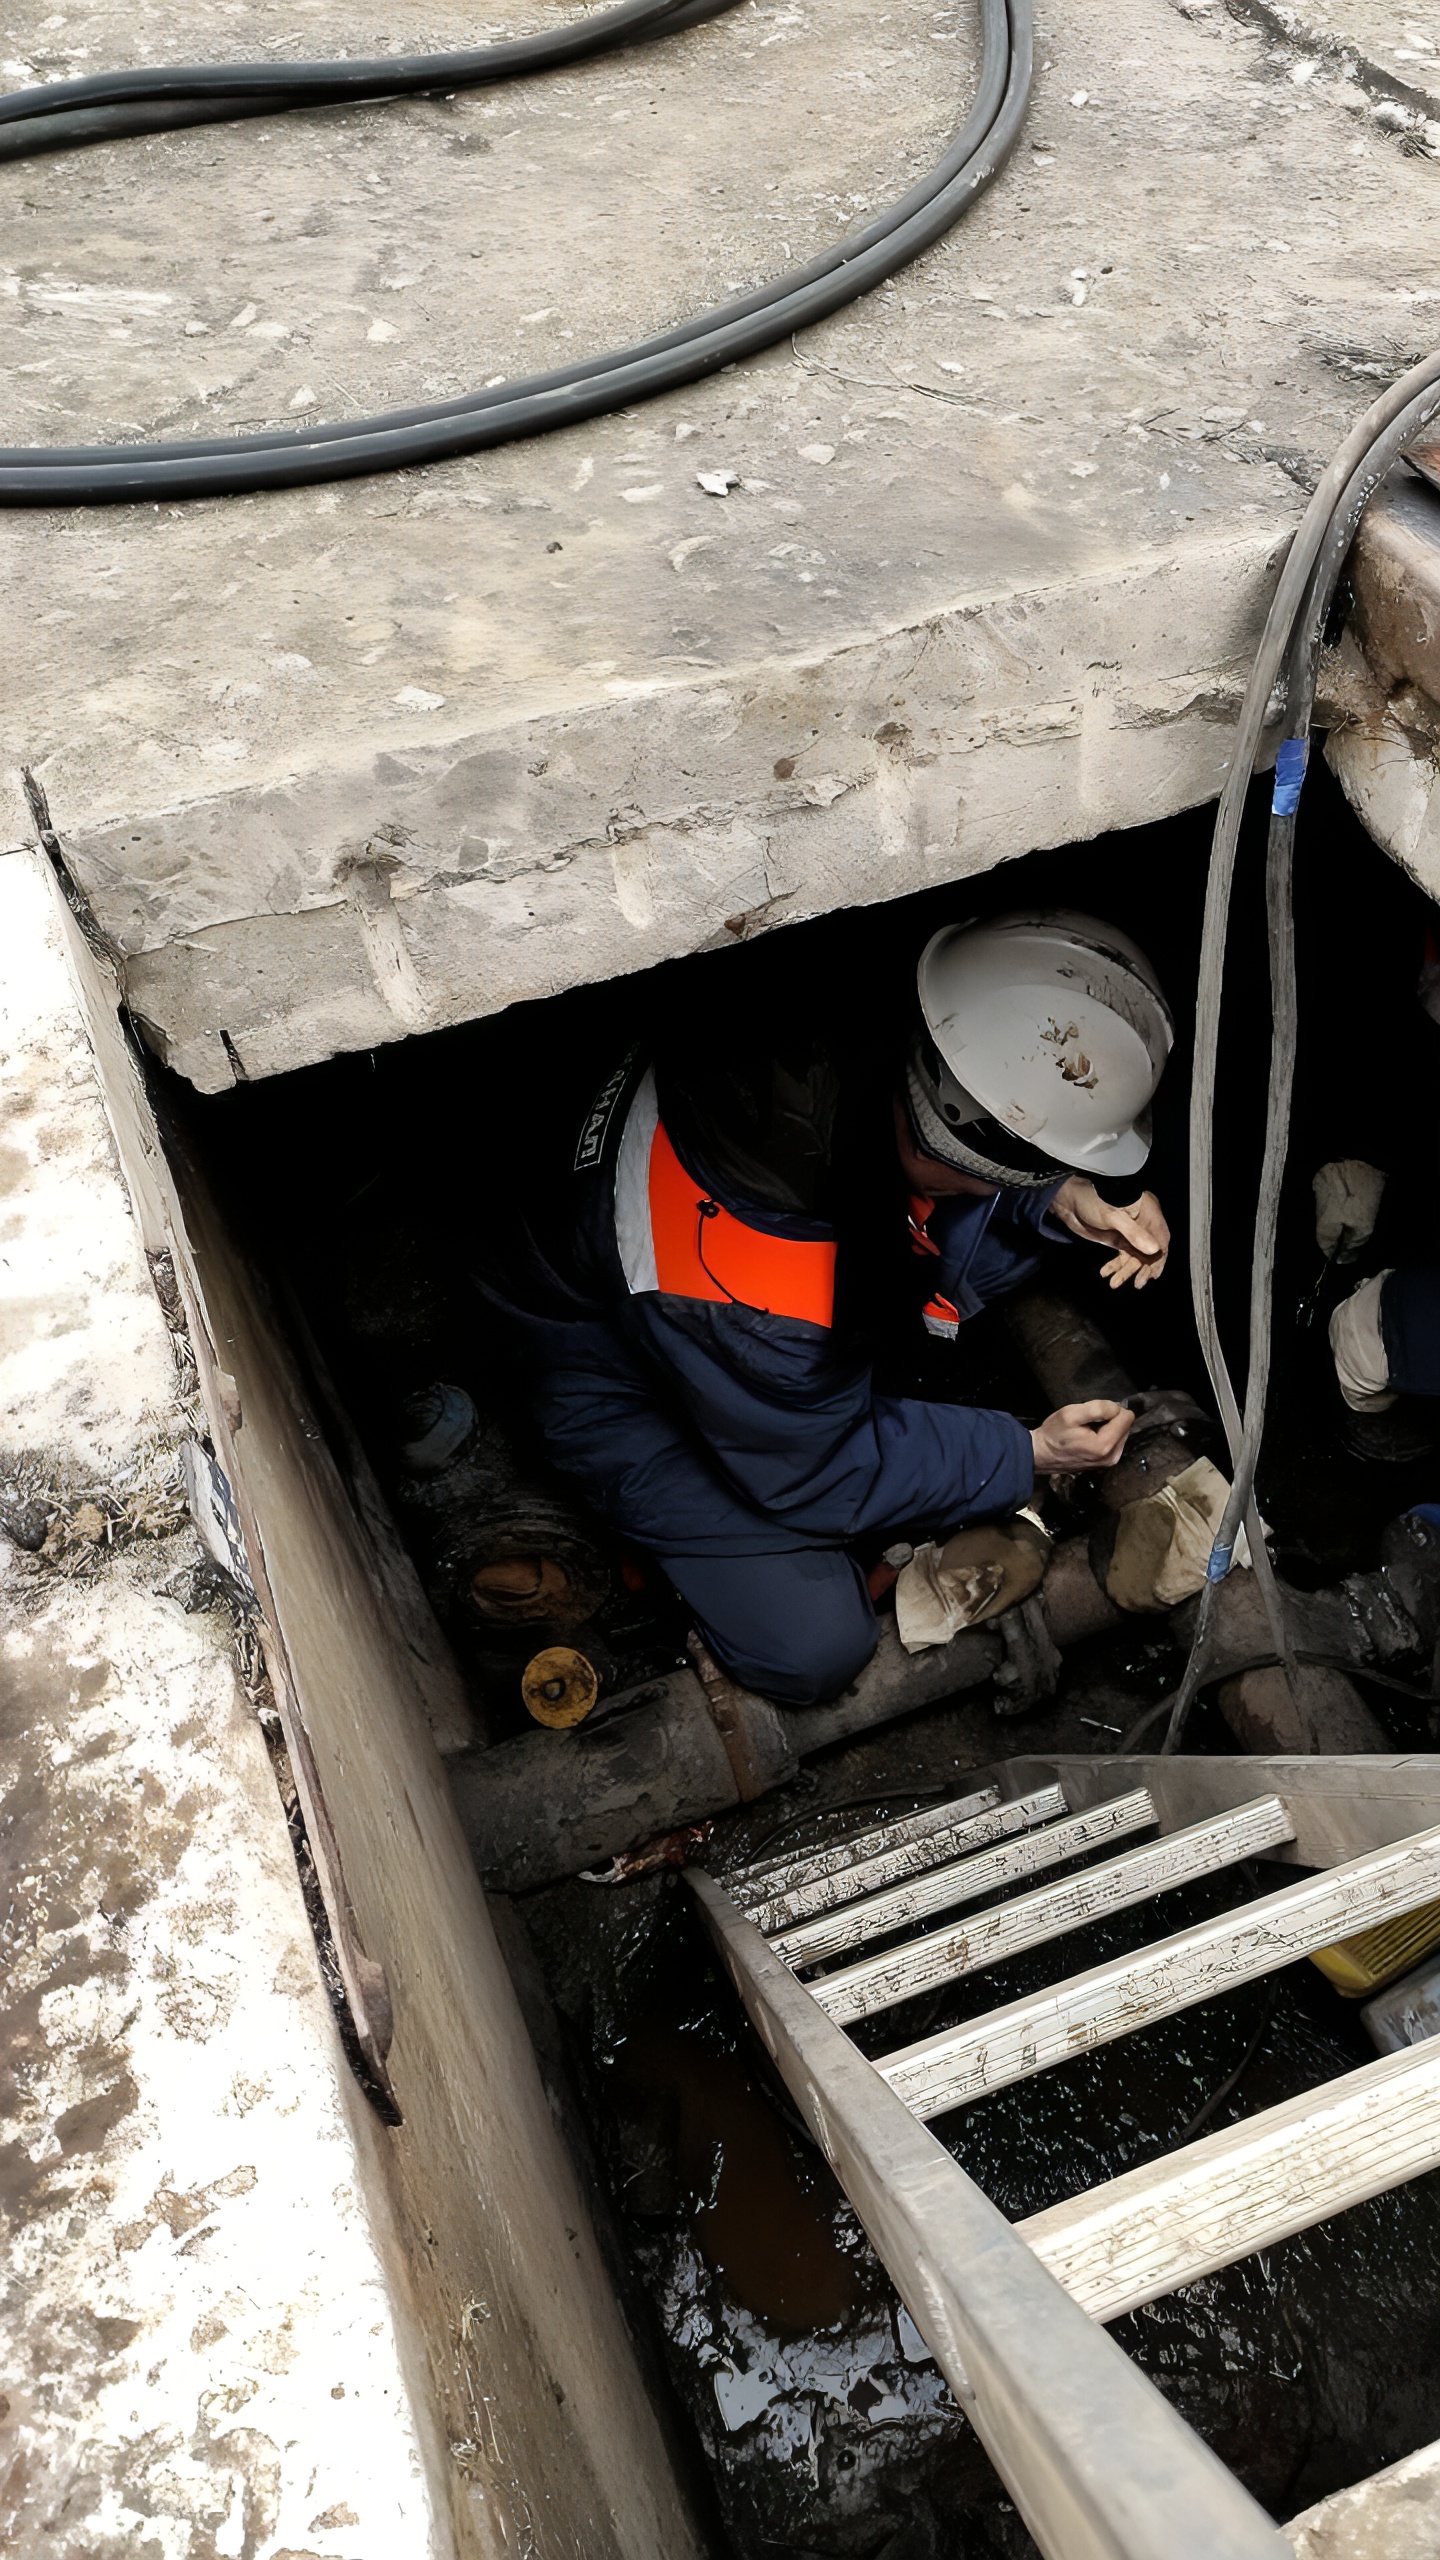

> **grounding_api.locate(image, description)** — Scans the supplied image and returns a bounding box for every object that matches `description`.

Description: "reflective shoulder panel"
[615,1079,836,1325]
[644,1115,835,1326]
[614,1067,660,1295]
[575,1044,640,1171]
[922,1292,961,1341]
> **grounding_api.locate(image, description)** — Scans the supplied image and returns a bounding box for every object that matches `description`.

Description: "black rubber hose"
[1,1,1016,469]
[1160,350,1440,1753]
[0,0,742,159]
[0,0,716,141]
[1172,1981,1276,2146]
[0,0,1031,503]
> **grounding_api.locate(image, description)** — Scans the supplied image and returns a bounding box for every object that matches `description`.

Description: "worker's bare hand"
[1031,1399,1135,1473]
[1050,1178,1170,1290]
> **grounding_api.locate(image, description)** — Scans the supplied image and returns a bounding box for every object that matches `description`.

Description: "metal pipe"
[453,1292,1428,1889]
[1005,1288,1136,1409]
[453,1538,1114,1891]
[1004,1288,1210,1512]
[452,1621,1001,1892]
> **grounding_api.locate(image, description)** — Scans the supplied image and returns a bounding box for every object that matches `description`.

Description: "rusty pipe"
[451,1533,1120,1892]
[1004,1288,1213,1512]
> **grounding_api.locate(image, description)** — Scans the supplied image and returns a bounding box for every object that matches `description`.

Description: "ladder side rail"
[1017,2038,1440,2324]
[688,1871,1291,2560]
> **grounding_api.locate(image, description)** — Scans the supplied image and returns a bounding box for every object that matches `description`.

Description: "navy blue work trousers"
[1383,1265,1440,1398]
[534,1355,885,1707]
[660,1545,878,1709]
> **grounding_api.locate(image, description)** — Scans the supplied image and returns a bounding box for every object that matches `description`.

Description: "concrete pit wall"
[0,840,703,2560]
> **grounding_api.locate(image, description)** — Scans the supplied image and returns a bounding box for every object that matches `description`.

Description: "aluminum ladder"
[688,1751,1440,2560]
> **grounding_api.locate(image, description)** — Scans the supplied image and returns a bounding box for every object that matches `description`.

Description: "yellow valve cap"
[1310,1895,1440,1997]
[521,1645,600,1730]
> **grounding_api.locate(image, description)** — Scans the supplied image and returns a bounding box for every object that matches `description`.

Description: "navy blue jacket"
[524,1051,1070,1559]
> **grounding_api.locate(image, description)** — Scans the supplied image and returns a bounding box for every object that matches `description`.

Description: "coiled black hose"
[0,0,1031,503]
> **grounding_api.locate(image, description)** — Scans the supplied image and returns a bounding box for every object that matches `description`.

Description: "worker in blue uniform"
[527,912,1175,1704]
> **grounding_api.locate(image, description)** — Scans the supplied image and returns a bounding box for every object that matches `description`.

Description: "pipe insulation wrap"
[0,0,1032,502]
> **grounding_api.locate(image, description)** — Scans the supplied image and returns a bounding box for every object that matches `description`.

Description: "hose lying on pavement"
[1160,348,1440,1751]
[0,0,1031,503]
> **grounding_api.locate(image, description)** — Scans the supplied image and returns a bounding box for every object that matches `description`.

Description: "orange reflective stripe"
[647,1117,835,1326]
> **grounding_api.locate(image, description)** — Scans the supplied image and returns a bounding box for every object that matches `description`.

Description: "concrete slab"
[4,0,1440,1082]
[0,1573,440,2560]
[0,849,174,1469]
[1285,2435,1440,2556]
[1236,0,1440,126]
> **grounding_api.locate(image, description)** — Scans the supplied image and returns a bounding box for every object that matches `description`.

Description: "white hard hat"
[909,911,1173,1186]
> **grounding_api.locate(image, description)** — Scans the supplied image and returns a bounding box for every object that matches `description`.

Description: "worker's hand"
[1050,1177,1170,1289]
[1031,1399,1135,1474]
[1313,1159,1386,1264]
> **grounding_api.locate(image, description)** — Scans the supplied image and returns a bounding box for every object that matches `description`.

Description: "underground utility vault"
[13,0,1440,2551]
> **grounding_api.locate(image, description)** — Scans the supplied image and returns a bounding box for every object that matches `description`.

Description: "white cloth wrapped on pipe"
[1106,1456,1256,1613]
[1329,1269,1396,1413]
[895,1510,1051,1652]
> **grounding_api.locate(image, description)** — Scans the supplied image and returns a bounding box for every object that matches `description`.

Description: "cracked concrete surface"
[3,0,1440,1081]
[1286,2436,1440,2557]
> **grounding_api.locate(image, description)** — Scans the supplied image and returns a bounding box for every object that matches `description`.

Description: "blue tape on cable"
[1205,1542,1234,1583]
[1271,736,1309,817]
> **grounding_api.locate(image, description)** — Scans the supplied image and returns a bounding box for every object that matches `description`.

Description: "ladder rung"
[728,1785,1001,1909]
[879,1820,1440,2123]
[773,1789,1157,1970]
[1018,2038,1440,2324]
[737,1786,1066,1935]
[812,1797,1294,2025]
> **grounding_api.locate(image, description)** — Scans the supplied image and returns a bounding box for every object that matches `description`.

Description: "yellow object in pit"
[1310,1897,1440,1998]
[521,1644,600,1730]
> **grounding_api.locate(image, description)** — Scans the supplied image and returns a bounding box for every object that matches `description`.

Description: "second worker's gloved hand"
[1312,1160,1387,1264]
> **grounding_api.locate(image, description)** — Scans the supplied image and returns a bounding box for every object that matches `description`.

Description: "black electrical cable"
[1171,1980,1276,2147]
[1121,1647,1440,1756]
[0,0,1031,503]
[0,0,722,142]
[694,1201,740,1307]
